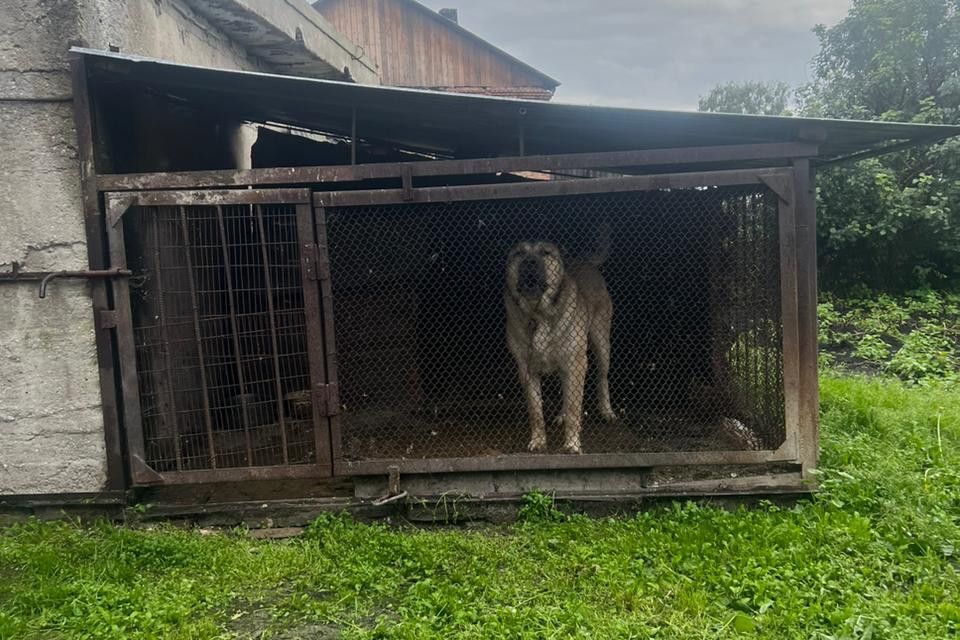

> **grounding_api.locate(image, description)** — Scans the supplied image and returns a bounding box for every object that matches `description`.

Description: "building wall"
[0,0,263,495]
[316,0,554,98]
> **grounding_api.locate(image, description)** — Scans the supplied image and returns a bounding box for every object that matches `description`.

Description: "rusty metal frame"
[313,166,805,477]
[296,203,335,473]
[95,143,819,192]
[103,188,335,485]
[313,206,344,467]
[71,54,127,491]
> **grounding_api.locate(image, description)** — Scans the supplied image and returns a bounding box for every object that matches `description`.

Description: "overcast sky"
[417,0,853,110]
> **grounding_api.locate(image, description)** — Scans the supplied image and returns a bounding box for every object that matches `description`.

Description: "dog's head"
[505,241,565,305]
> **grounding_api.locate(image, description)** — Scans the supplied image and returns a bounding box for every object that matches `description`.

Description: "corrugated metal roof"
[77,48,960,165]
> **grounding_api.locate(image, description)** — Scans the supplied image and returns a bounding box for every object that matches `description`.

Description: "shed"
[12,47,960,510]
[312,0,560,99]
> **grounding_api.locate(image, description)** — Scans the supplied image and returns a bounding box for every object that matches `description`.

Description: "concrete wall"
[0,0,264,495]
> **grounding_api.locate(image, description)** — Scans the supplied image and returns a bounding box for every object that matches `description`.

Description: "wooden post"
[793,159,819,479]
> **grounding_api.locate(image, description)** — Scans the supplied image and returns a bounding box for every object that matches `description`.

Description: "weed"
[516,490,566,523]
[853,333,891,363]
[886,322,957,381]
[819,290,960,383]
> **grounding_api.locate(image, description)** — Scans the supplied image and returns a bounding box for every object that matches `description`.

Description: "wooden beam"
[96,142,820,191]
[312,168,795,207]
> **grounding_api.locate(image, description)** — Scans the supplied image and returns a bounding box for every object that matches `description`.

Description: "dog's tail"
[584,222,611,266]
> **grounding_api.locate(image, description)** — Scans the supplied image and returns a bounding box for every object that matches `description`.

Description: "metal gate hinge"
[312,382,340,416]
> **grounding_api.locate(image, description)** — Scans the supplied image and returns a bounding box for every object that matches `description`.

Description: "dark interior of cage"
[126,204,317,472]
[327,187,787,461]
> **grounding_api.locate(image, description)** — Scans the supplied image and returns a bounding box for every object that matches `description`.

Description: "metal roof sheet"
[77,48,960,165]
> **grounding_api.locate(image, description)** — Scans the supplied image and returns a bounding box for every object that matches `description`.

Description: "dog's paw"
[561,440,582,454]
[527,434,547,453]
[600,408,618,423]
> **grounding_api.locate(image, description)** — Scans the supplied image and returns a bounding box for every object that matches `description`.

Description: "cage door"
[105,189,333,485]
[313,170,801,476]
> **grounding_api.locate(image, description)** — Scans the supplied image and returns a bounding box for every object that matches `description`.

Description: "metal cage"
[327,188,784,463]
[102,162,808,489]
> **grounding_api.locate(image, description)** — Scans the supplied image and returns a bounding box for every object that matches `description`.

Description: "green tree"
[801,0,960,121]
[698,80,793,116]
[800,0,960,292]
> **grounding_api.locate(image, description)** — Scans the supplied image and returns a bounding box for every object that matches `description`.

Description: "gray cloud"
[417,0,852,109]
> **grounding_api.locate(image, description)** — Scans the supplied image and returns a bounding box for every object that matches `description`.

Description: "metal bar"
[97,143,821,191]
[336,447,798,477]
[313,205,342,466]
[793,159,820,478]
[105,214,150,484]
[0,268,132,296]
[215,205,254,467]
[313,168,795,207]
[36,270,132,298]
[142,463,333,486]
[179,206,217,470]
[255,205,289,465]
[776,176,802,461]
[297,204,333,473]
[151,215,183,471]
[115,188,312,208]
[817,135,948,167]
[0,267,130,281]
[70,54,126,492]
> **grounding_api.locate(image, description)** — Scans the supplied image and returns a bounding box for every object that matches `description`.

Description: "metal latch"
[0,262,132,298]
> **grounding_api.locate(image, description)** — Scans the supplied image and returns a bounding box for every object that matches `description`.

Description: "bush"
[819,290,960,383]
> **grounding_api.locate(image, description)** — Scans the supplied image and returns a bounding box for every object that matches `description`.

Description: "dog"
[504,236,616,454]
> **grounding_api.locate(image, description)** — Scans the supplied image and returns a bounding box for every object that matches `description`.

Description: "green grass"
[1,374,958,639]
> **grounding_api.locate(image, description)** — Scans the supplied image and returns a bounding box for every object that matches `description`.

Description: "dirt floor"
[340,406,782,460]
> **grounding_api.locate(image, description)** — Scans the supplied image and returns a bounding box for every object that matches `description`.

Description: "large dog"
[505,238,616,454]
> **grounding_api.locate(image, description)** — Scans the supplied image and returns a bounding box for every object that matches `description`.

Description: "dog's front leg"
[560,364,587,454]
[523,374,547,452]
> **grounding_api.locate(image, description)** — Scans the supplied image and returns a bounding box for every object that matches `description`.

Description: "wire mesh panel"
[324,185,786,465]
[124,202,320,474]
